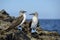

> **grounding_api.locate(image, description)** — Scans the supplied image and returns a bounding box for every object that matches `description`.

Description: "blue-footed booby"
[29,12,38,33]
[17,10,26,30]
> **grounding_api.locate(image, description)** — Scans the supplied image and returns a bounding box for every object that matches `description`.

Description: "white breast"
[33,16,38,23]
[31,16,38,28]
[20,14,26,25]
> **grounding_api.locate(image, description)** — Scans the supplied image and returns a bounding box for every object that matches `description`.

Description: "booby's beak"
[29,13,35,15]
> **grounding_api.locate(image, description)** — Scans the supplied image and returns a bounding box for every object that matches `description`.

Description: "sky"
[0,0,60,19]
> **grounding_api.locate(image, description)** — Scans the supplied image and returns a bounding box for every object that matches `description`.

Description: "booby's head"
[20,10,26,13]
[19,10,26,16]
[29,12,38,17]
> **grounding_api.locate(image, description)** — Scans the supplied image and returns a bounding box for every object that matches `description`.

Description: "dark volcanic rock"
[0,9,14,22]
[0,9,60,40]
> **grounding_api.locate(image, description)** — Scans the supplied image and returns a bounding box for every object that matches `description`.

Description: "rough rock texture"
[0,10,60,40]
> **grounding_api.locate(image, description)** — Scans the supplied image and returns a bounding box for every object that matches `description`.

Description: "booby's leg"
[31,28,36,33]
[17,26,22,31]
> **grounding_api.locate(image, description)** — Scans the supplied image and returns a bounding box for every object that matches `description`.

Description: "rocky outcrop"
[0,9,60,40]
[0,9,14,22]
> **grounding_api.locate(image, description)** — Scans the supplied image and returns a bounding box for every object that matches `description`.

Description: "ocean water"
[39,19,60,34]
[27,19,60,34]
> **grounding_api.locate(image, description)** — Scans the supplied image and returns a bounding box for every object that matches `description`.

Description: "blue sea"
[39,19,60,34]
[27,19,60,34]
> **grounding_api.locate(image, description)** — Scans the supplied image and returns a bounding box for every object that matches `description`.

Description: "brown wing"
[37,20,40,27]
[5,15,24,31]
[29,19,32,28]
